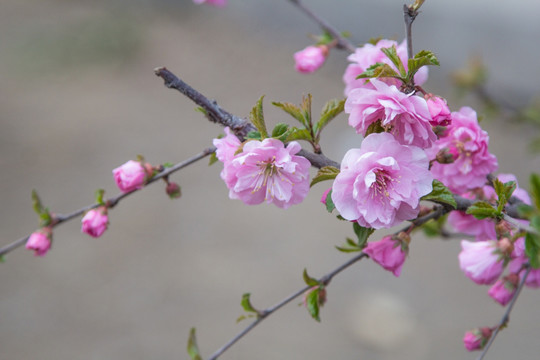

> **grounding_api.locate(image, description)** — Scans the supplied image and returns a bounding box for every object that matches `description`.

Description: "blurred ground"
[1,1,540,359]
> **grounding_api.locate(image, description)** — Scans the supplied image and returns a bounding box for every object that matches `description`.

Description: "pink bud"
[112,160,147,193]
[363,235,407,277]
[293,45,327,74]
[81,207,109,238]
[488,274,518,306]
[25,227,52,257]
[166,182,182,199]
[320,188,331,205]
[425,94,452,126]
[463,327,492,351]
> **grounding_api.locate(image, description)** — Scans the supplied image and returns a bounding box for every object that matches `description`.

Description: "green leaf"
[325,190,335,213]
[525,227,540,269]
[335,245,362,253]
[421,180,457,208]
[162,162,175,168]
[517,204,536,219]
[305,287,321,322]
[0,254,5,263]
[31,189,44,216]
[270,123,292,142]
[195,106,208,116]
[407,50,439,80]
[352,222,375,249]
[95,189,105,205]
[249,95,268,138]
[187,328,202,360]
[314,99,345,135]
[364,120,385,137]
[530,173,540,210]
[357,62,399,80]
[381,46,406,77]
[245,131,262,140]
[301,94,313,129]
[285,127,312,142]
[272,101,306,126]
[466,201,497,219]
[310,166,340,187]
[302,268,319,287]
[422,220,441,237]
[240,293,258,314]
[208,152,218,166]
[493,178,516,213]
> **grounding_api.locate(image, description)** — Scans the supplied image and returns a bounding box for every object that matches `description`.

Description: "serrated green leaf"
[352,222,375,249]
[381,45,406,77]
[250,96,268,138]
[357,63,399,80]
[407,50,439,81]
[314,99,345,135]
[208,152,218,166]
[530,173,540,210]
[421,180,457,208]
[285,127,312,142]
[310,166,340,187]
[466,201,497,219]
[240,293,258,314]
[494,179,516,213]
[302,268,319,287]
[245,131,262,140]
[95,189,105,205]
[271,123,290,140]
[301,94,313,129]
[272,101,305,126]
[325,190,335,213]
[305,287,321,322]
[187,328,202,360]
[364,120,385,137]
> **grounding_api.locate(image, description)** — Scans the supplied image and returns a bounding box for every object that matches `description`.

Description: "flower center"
[251,156,291,198]
[370,170,394,199]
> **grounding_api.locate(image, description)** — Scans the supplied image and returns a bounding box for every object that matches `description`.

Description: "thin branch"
[287,0,356,52]
[207,252,367,360]
[476,265,532,360]
[0,148,215,257]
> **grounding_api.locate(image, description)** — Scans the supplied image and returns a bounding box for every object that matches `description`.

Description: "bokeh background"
[1,1,540,359]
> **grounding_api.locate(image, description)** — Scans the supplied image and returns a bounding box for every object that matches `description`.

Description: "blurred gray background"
[1,1,540,359]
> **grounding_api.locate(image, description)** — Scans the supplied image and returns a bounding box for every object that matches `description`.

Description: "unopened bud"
[498,237,513,256]
[495,220,512,238]
[396,231,411,245]
[166,182,182,199]
[435,148,454,164]
[463,327,492,351]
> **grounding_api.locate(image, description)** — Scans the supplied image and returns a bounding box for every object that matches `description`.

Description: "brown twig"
[0,148,215,258]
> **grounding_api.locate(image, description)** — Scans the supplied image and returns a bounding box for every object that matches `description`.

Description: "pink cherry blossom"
[331,132,433,229]
[447,174,530,241]
[345,79,436,148]
[458,240,504,285]
[363,235,407,277]
[294,45,327,74]
[193,0,227,7]
[220,138,310,209]
[213,127,241,163]
[81,207,109,238]
[463,328,492,351]
[343,39,428,96]
[488,274,518,306]
[427,107,498,192]
[425,94,452,126]
[508,237,540,288]
[113,160,147,193]
[25,228,52,257]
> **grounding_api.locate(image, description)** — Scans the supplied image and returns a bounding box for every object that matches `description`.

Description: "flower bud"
[25,227,52,257]
[488,273,519,306]
[293,45,328,74]
[113,160,147,193]
[425,94,452,126]
[166,182,182,199]
[320,188,331,205]
[435,148,454,164]
[463,327,492,351]
[497,237,514,256]
[495,220,512,238]
[364,236,407,277]
[81,206,109,238]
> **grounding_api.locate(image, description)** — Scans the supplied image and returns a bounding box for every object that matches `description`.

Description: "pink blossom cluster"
[213,128,311,209]
[343,39,428,96]
[427,107,498,193]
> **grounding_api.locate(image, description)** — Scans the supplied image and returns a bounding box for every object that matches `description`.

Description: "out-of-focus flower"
[363,235,407,277]
[427,107,498,192]
[165,182,182,199]
[219,138,310,209]
[81,207,109,238]
[345,79,436,148]
[458,240,506,285]
[508,237,540,288]
[331,132,432,229]
[488,274,518,306]
[343,39,428,96]
[25,227,52,257]
[113,160,148,193]
[463,327,492,351]
[294,45,328,74]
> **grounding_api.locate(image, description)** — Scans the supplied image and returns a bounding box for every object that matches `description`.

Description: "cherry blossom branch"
[287,0,356,52]
[476,265,532,360]
[0,148,215,258]
[207,252,367,360]
[154,66,340,169]
[403,1,423,60]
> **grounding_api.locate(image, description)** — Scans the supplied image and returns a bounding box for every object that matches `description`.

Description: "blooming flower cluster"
[213,128,311,209]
